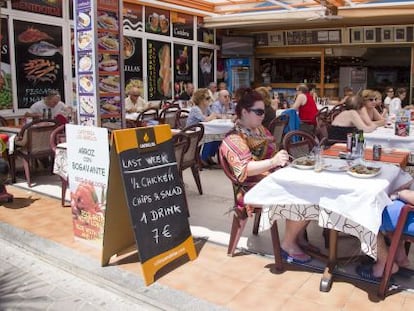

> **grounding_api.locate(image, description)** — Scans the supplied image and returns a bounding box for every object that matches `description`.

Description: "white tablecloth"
[200,119,234,143]
[244,158,412,259]
[364,126,414,151]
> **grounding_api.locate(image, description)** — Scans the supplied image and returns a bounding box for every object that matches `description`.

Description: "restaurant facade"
[1,0,414,125]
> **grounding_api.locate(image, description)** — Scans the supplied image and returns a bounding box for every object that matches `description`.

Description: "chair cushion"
[381,199,414,236]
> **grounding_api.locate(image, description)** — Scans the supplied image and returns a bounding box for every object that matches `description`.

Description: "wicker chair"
[50,124,68,206]
[268,114,289,151]
[180,123,204,195]
[159,105,180,129]
[10,119,59,187]
[282,130,318,159]
[136,108,159,127]
[175,109,190,130]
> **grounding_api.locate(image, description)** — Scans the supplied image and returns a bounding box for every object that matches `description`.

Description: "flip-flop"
[356,264,382,283]
[281,249,312,264]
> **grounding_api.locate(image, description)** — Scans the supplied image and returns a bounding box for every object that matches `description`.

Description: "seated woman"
[359,89,386,127]
[220,88,313,263]
[328,95,377,141]
[357,189,413,281]
[186,88,219,168]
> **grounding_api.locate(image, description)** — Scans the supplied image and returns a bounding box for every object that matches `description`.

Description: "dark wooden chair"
[268,114,289,151]
[328,103,346,123]
[159,105,180,129]
[282,130,318,159]
[218,147,265,256]
[136,108,159,127]
[175,109,190,130]
[180,123,204,195]
[50,124,68,207]
[10,119,59,187]
[172,132,190,175]
[378,203,414,299]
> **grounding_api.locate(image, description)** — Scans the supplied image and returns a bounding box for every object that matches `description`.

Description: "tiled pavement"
[1,168,414,310]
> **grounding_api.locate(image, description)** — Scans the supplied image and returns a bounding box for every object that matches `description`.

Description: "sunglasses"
[368,98,377,102]
[248,108,265,116]
[204,96,211,100]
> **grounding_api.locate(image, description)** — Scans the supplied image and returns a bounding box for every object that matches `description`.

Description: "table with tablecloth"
[53,142,67,180]
[244,158,412,260]
[200,119,234,144]
[364,126,414,151]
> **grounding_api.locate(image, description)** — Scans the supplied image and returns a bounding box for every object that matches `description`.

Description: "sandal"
[356,264,382,283]
[281,249,312,264]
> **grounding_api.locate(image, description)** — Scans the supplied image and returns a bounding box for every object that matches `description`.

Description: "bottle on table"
[47,108,52,119]
[356,130,365,159]
[42,108,46,119]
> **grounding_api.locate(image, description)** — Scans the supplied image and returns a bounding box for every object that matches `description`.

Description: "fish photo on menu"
[18,26,53,43]
[28,41,62,57]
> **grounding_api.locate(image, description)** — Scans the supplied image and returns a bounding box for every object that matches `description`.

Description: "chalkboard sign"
[104,125,196,285]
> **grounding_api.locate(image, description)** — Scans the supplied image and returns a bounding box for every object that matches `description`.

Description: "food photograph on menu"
[124,36,143,95]
[174,44,193,94]
[97,10,119,30]
[145,7,170,36]
[198,48,214,88]
[197,16,214,44]
[0,18,12,110]
[171,12,193,40]
[123,2,143,32]
[14,20,64,109]
[147,40,171,101]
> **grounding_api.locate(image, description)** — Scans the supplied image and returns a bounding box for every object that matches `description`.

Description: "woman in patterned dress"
[220,88,314,263]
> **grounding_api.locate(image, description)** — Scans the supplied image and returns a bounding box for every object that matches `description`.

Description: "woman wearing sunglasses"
[359,89,386,127]
[220,88,314,264]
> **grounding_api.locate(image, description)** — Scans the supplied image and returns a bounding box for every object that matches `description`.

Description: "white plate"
[346,165,381,178]
[291,157,315,170]
[323,164,349,172]
[78,33,92,50]
[79,55,92,71]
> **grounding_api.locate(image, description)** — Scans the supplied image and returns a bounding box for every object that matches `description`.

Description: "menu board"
[198,48,214,88]
[123,2,143,32]
[75,0,97,126]
[105,125,196,285]
[145,7,170,36]
[124,36,143,96]
[147,40,172,101]
[12,0,63,17]
[14,20,64,109]
[197,16,214,44]
[171,12,193,40]
[66,124,110,244]
[0,18,12,110]
[174,44,192,95]
[74,0,123,129]
[97,0,122,130]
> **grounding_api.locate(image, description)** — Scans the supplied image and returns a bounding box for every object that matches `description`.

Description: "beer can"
[373,144,382,161]
[346,133,353,152]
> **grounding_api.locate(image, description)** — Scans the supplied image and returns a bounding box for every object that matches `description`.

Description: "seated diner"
[359,89,386,127]
[292,83,318,127]
[25,90,71,122]
[220,88,314,263]
[328,95,377,141]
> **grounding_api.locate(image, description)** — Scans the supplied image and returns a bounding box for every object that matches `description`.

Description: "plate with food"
[78,32,92,50]
[79,75,93,92]
[98,35,118,50]
[98,58,118,72]
[123,37,135,59]
[291,157,315,169]
[99,76,120,93]
[98,13,118,30]
[347,164,381,178]
[79,55,92,72]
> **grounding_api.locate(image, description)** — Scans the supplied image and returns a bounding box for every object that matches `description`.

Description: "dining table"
[200,119,234,144]
[364,125,414,151]
[243,157,412,292]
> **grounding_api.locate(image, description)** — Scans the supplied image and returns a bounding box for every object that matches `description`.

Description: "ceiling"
[139,0,414,31]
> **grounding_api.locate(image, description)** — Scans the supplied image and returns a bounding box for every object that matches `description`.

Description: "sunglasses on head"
[248,108,265,116]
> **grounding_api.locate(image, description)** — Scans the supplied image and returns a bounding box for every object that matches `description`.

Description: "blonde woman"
[359,89,385,127]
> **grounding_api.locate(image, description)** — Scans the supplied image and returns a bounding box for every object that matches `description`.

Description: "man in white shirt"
[125,87,148,113]
[25,90,70,119]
